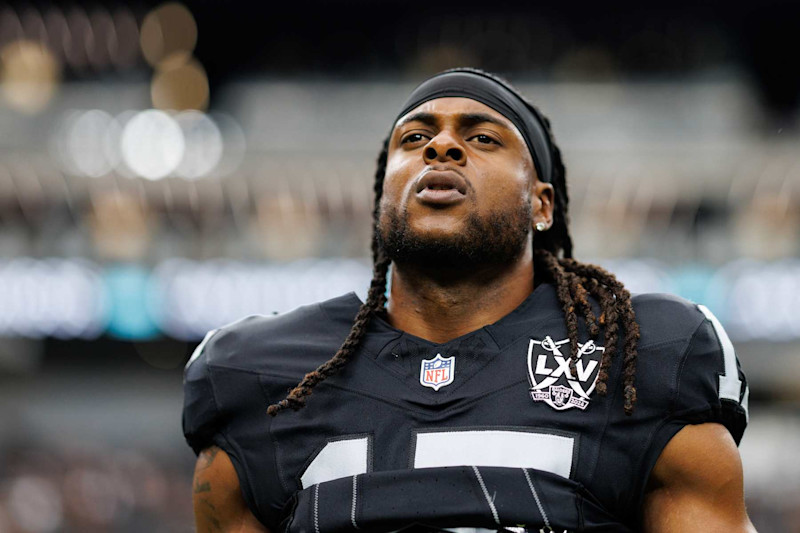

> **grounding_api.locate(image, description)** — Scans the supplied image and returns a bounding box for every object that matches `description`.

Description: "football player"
[184,68,754,532]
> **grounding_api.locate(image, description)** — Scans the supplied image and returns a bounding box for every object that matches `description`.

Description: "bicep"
[193,446,271,533]
[642,423,756,533]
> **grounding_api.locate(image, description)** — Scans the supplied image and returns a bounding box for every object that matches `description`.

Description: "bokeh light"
[139,3,197,67]
[63,110,121,177]
[0,7,24,46]
[0,39,60,113]
[120,109,185,180]
[210,112,246,177]
[150,55,209,111]
[174,110,222,178]
[42,7,68,64]
[64,8,91,71]
[0,259,106,339]
[88,190,152,261]
[86,8,115,70]
[8,476,63,532]
[109,9,140,69]
[20,7,47,44]
[51,108,240,180]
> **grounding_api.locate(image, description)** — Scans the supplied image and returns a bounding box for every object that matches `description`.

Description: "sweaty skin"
[191,97,756,532]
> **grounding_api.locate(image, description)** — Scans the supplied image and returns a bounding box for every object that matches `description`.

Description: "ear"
[531,180,554,230]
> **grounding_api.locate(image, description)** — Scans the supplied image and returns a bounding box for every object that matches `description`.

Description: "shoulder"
[182,292,361,455]
[613,293,749,518]
[186,292,361,377]
[629,292,707,349]
[628,293,741,394]
[627,292,748,441]
[627,292,737,397]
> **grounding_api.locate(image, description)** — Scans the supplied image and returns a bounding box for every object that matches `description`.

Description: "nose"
[423,132,466,165]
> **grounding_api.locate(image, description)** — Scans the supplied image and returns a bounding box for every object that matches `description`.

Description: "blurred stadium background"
[0,0,799,531]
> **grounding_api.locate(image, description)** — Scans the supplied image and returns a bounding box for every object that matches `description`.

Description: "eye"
[469,134,498,145]
[401,133,429,144]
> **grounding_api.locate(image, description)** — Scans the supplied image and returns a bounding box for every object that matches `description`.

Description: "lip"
[416,170,468,194]
[414,170,468,206]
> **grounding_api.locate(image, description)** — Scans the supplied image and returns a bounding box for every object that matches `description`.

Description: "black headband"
[393,69,553,183]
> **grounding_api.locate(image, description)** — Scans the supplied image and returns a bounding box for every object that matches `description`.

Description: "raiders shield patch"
[526,336,604,411]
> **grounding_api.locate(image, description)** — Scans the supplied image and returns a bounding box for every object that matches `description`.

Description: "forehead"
[393,97,519,135]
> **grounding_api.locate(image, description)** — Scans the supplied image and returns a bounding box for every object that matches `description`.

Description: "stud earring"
[535,222,547,232]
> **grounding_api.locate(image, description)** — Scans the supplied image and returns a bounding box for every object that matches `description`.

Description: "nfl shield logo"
[419,354,455,391]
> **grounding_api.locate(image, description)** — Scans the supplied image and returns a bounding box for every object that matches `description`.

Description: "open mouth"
[416,170,468,195]
[415,170,468,205]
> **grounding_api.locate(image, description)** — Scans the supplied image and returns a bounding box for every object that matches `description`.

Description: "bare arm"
[193,446,271,533]
[642,422,756,532]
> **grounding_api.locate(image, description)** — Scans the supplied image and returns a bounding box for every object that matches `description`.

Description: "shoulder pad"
[186,292,361,376]
[183,327,222,455]
[182,292,361,454]
[631,292,705,349]
[631,293,748,442]
[624,295,748,519]
[677,305,749,443]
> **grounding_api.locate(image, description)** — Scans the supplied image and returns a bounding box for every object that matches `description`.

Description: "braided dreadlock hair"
[267,69,641,417]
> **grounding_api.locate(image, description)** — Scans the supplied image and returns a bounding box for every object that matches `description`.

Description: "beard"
[377,199,532,271]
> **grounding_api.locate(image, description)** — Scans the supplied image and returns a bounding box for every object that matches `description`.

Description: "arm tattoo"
[194,446,223,532]
[194,480,211,493]
[198,498,222,532]
[198,446,220,471]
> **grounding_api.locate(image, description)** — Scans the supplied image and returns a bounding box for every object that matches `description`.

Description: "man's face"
[378,97,554,269]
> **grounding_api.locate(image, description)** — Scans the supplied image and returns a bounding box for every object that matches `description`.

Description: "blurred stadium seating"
[0,1,799,530]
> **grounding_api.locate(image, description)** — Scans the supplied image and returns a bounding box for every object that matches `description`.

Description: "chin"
[378,199,531,269]
[407,219,468,241]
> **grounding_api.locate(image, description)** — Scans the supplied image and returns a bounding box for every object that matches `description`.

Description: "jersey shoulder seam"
[637,335,695,352]
[207,363,310,383]
[671,316,708,414]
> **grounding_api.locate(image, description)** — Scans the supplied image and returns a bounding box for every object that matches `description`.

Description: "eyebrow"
[395,111,512,131]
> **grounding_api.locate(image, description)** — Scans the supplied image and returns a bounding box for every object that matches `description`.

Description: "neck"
[386,242,535,344]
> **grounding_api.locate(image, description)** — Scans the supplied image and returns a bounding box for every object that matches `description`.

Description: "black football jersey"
[182,283,748,533]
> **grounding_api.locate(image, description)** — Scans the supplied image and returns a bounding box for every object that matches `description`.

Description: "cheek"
[382,155,418,201]
[474,164,531,210]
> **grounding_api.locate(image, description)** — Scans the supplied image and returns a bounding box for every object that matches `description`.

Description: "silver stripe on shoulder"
[697,305,745,414]
[185,328,219,369]
[185,314,272,370]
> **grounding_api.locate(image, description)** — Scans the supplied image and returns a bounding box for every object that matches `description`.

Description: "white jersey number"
[299,429,575,488]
